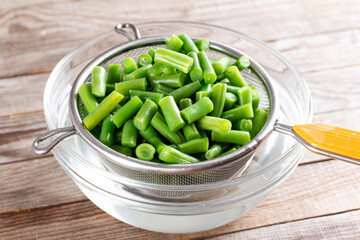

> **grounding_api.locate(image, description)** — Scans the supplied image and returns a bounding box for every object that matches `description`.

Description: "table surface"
[1,0,360,239]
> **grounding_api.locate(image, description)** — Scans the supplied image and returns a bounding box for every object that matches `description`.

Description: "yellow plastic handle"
[293,123,360,163]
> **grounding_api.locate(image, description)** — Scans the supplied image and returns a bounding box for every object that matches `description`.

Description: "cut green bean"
[179,98,193,110]
[138,53,153,67]
[220,77,230,84]
[133,99,158,131]
[150,112,184,145]
[219,147,237,157]
[148,48,155,60]
[199,83,213,93]
[150,73,186,88]
[99,115,116,146]
[177,137,209,154]
[123,57,138,74]
[122,119,138,148]
[251,88,260,110]
[235,56,251,70]
[147,62,165,78]
[78,103,88,117]
[194,39,210,51]
[180,97,213,124]
[129,90,164,104]
[217,73,227,81]
[205,143,230,160]
[210,83,227,117]
[112,96,143,128]
[197,51,216,84]
[179,98,201,141]
[115,78,147,96]
[78,83,98,113]
[153,83,175,95]
[138,125,166,153]
[238,86,252,106]
[212,130,251,145]
[187,52,203,82]
[224,66,248,87]
[125,64,152,81]
[166,34,184,52]
[224,92,237,110]
[158,96,185,131]
[114,128,122,144]
[91,66,107,97]
[178,34,199,53]
[159,146,199,164]
[135,143,155,161]
[107,64,122,84]
[221,103,254,122]
[83,91,124,131]
[212,57,231,75]
[197,116,231,132]
[226,85,242,95]
[169,80,201,103]
[196,91,209,101]
[154,48,193,73]
[249,109,269,138]
[234,119,253,131]
[110,145,133,157]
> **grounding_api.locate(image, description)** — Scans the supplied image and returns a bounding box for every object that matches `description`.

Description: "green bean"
[210,83,227,117]
[99,115,116,146]
[147,62,164,78]
[197,116,232,132]
[114,128,122,144]
[235,56,251,70]
[129,90,164,104]
[115,78,147,96]
[110,145,133,157]
[133,99,158,131]
[121,119,138,148]
[211,130,251,145]
[123,57,138,74]
[138,125,166,153]
[158,96,185,131]
[169,80,201,103]
[83,91,124,131]
[179,98,193,110]
[234,119,253,131]
[105,84,115,94]
[153,83,175,95]
[178,98,201,141]
[162,65,177,75]
[199,83,213,93]
[78,103,88,117]
[219,147,237,157]
[196,91,209,101]
[224,92,237,110]
[150,112,184,145]
[166,34,184,52]
[107,64,122,84]
[150,73,186,88]
[226,85,242,95]
[138,53,153,67]
[220,77,230,84]
[177,137,209,154]
[205,143,230,160]
[194,39,210,51]
[78,83,98,113]
[180,97,214,124]
[238,86,252,106]
[217,73,227,81]
[197,51,216,84]
[249,109,269,138]
[221,103,254,122]
[187,52,203,82]
[212,57,231,75]
[135,143,156,161]
[91,66,107,97]
[159,146,199,164]
[224,66,248,87]
[251,88,260,110]
[154,48,193,73]
[125,64,152,81]
[112,96,143,128]
[178,34,199,53]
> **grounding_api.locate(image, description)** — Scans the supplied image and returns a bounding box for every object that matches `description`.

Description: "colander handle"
[114,23,141,40]
[274,122,360,165]
[32,126,77,155]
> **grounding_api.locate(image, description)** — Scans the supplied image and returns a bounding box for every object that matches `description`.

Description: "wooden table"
[1,0,360,239]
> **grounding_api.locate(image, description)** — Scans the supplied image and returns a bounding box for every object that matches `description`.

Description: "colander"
[32,23,360,186]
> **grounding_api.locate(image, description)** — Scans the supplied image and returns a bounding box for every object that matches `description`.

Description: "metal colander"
[32,23,279,186]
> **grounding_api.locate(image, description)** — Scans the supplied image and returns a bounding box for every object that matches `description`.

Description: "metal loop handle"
[32,126,77,155]
[114,23,141,40]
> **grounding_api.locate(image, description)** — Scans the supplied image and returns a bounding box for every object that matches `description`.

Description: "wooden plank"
[0,159,359,239]
[207,210,360,240]
[1,0,360,78]
[0,156,85,212]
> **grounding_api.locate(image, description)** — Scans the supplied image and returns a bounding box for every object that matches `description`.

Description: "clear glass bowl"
[43,21,312,233]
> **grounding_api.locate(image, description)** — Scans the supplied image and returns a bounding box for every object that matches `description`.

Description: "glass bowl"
[43,21,312,233]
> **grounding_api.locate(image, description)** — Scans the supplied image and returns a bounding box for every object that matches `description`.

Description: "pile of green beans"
[78,34,269,164]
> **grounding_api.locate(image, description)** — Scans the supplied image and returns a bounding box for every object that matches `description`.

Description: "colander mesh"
[80,43,271,191]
